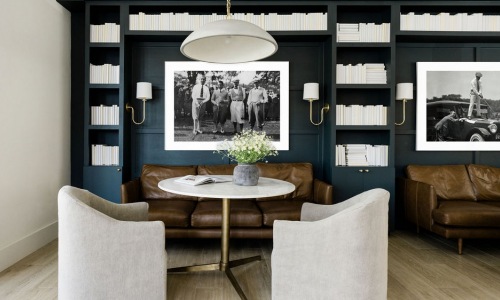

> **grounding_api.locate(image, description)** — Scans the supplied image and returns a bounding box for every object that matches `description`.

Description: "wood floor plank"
[1,231,500,300]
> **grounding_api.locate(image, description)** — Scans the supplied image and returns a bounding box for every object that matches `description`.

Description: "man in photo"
[468,72,483,119]
[247,80,268,131]
[191,74,210,134]
[211,80,229,133]
[229,79,245,134]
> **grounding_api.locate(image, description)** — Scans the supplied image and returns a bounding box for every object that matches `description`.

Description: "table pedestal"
[167,198,261,300]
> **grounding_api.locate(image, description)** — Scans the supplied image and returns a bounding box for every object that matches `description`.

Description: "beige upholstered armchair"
[272,188,389,300]
[58,186,167,300]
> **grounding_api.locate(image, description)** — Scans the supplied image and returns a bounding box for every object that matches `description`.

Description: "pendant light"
[180,0,278,63]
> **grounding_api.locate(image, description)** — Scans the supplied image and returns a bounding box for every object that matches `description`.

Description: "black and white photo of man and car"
[425,69,500,143]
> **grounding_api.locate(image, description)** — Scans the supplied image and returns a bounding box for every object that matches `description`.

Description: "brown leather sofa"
[401,164,500,254]
[121,162,333,239]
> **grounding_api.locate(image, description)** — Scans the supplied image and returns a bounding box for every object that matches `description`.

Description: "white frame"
[417,62,500,151]
[165,61,289,151]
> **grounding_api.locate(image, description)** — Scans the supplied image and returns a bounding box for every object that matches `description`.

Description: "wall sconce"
[303,83,330,125]
[126,82,152,125]
[395,83,413,126]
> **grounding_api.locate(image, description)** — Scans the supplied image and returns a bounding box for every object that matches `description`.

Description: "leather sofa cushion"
[257,200,305,227]
[406,165,476,201]
[191,200,262,227]
[141,164,197,200]
[433,201,500,227]
[256,162,312,201]
[467,164,500,201]
[147,200,197,227]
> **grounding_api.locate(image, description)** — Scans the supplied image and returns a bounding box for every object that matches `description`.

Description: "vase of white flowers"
[215,130,278,186]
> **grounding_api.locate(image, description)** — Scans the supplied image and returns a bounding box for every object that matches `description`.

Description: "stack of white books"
[90,23,120,43]
[91,145,119,166]
[336,63,387,84]
[89,64,120,84]
[335,144,388,167]
[337,23,390,42]
[366,64,387,84]
[336,104,387,125]
[90,105,119,125]
[400,12,500,32]
[129,12,328,31]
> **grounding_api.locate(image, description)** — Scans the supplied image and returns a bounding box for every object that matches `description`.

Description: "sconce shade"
[303,83,319,101]
[137,82,152,100]
[180,19,278,64]
[396,83,413,100]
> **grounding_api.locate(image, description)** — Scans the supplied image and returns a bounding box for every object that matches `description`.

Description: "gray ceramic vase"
[233,164,259,186]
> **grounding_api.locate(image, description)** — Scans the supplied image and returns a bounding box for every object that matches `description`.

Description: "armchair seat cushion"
[433,201,500,227]
[147,200,197,227]
[191,200,262,227]
[257,200,305,227]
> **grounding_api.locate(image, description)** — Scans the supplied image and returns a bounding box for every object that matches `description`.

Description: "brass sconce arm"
[309,100,330,126]
[126,99,147,125]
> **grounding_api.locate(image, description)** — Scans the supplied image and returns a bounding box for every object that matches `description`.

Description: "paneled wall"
[395,43,500,226]
[128,41,326,179]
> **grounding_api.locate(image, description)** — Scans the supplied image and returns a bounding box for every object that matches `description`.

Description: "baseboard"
[0,221,58,272]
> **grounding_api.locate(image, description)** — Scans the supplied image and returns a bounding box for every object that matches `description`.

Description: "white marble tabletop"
[158,175,296,199]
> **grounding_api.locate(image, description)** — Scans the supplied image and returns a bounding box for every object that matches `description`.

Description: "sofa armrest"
[402,177,438,231]
[121,178,142,204]
[313,178,333,205]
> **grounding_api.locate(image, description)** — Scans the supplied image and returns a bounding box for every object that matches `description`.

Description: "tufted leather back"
[256,162,313,201]
[406,164,476,201]
[466,164,500,201]
[140,163,314,201]
[141,164,197,200]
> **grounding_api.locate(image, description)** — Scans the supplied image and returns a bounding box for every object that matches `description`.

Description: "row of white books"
[336,63,387,84]
[91,105,119,125]
[336,105,387,125]
[90,23,120,43]
[335,144,388,167]
[90,64,120,84]
[400,12,500,32]
[337,23,390,42]
[129,12,327,31]
[91,144,119,166]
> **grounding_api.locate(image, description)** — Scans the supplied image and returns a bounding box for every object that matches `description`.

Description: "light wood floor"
[1,230,500,300]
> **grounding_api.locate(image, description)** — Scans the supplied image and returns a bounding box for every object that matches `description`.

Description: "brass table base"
[167,198,261,300]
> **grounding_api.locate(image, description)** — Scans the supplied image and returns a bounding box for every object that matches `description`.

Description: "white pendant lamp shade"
[181,19,278,63]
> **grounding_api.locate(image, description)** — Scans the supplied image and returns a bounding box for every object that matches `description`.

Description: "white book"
[175,175,231,186]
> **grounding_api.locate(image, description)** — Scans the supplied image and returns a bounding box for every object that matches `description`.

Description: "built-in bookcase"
[84,4,125,203]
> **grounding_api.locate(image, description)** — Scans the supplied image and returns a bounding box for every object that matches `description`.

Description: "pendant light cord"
[227,0,231,19]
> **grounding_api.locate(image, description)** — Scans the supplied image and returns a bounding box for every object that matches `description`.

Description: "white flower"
[214,130,278,164]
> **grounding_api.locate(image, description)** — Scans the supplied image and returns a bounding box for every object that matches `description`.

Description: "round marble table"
[158,175,295,300]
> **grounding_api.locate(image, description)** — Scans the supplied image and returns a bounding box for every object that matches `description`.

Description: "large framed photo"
[417,62,500,151]
[164,61,289,151]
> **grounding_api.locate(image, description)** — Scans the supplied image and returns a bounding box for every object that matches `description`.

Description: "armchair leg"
[458,238,463,255]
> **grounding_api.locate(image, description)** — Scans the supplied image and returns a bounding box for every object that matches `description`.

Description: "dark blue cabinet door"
[83,166,122,203]
[332,167,395,230]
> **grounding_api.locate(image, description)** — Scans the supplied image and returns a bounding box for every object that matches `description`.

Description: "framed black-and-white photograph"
[417,62,500,151]
[164,61,289,151]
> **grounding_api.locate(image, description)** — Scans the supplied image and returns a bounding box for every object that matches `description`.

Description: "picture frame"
[416,62,500,151]
[164,61,289,151]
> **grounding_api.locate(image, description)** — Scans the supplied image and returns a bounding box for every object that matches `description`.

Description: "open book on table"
[174,175,231,186]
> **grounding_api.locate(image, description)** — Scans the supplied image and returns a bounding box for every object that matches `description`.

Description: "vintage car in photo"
[427,100,500,142]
